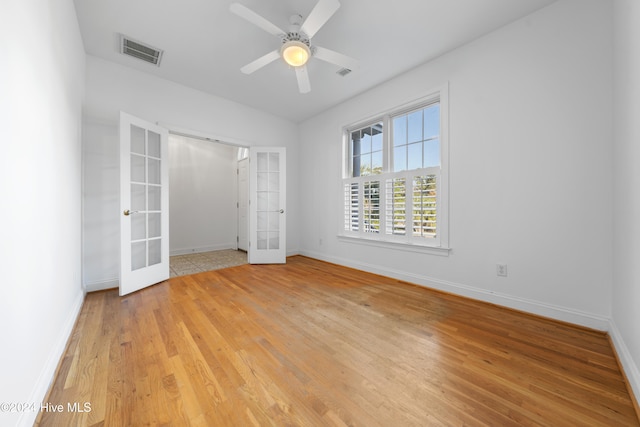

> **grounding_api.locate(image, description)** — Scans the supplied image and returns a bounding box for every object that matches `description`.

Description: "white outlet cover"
[497,264,508,276]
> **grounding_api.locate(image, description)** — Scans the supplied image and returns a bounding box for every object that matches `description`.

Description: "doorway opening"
[168,132,249,277]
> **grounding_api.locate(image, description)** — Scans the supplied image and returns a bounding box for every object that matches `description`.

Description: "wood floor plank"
[37,256,639,426]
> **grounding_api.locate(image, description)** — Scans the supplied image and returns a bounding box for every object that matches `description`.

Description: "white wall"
[0,1,85,426]
[299,0,613,329]
[612,0,640,405]
[169,135,238,255]
[82,56,300,289]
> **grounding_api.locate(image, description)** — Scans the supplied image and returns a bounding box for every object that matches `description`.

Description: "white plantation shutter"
[412,175,437,238]
[386,177,406,235]
[384,170,439,245]
[344,182,359,232]
[363,180,381,233]
[345,170,440,245]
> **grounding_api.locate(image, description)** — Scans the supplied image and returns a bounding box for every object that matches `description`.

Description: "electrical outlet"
[497,264,508,277]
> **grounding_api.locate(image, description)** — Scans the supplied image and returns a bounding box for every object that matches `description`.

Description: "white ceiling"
[74,0,558,123]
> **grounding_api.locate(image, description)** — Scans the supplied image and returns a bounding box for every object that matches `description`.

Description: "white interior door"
[237,157,249,251]
[249,147,286,264]
[119,112,170,296]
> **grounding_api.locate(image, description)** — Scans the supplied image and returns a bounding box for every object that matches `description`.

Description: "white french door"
[119,112,170,296]
[248,147,286,264]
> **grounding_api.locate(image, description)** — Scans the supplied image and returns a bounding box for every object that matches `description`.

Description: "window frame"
[339,84,450,255]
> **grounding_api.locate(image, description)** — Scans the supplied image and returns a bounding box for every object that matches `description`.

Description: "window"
[341,85,449,251]
[350,122,383,177]
[393,104,440,171]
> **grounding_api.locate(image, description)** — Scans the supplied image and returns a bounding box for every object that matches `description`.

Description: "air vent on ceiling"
[120,35,163,66]
[336,67,352,77]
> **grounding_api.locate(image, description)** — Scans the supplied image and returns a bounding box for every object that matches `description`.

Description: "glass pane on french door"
[130,124,163,271]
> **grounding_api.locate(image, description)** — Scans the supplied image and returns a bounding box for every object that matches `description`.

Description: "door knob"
[123,209,139,216]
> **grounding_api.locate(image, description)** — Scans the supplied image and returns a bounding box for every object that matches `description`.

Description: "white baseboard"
[608,320,640,409]
[170,243,237,256]
[299,250,610,331]
[17,290,85,427]
[84,278,119,292]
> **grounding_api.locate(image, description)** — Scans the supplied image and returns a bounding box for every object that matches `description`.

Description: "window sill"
[337,234,451,257]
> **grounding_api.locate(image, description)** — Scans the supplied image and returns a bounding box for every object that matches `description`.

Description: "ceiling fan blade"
[313,46,358,71]
[300,0,340,39]
[240,50,281,74]
[230,3,287,37]
[295,66,311,94]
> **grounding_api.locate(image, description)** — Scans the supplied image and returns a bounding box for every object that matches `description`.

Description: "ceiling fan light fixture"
[281,40,310,67]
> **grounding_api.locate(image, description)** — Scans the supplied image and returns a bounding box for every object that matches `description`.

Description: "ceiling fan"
[229,0,358,94]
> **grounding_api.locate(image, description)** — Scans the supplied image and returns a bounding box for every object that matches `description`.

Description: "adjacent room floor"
[170,249,247,277]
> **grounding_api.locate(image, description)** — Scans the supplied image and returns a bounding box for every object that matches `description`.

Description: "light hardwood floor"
[38,256,639,426]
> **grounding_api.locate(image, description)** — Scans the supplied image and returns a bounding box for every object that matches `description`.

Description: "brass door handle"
[123,209,139,216]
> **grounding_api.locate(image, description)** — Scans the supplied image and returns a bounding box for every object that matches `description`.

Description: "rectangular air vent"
[336,68,352,77]
[120,35,163,66]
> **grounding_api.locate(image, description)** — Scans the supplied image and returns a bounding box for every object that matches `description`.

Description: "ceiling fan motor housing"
[283,14,310,47]
[282,31,310,47]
